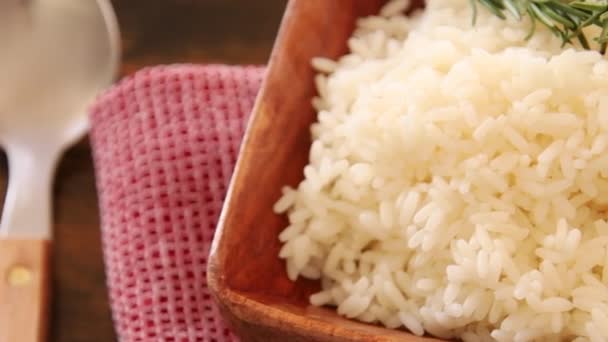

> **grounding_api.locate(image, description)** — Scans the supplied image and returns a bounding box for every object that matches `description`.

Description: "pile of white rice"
[273,0,608,340]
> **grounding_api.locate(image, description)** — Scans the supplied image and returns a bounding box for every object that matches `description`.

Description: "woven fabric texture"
[89,64,265,341]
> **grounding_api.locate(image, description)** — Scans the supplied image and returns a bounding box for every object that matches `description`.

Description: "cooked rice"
[275,0,608,340]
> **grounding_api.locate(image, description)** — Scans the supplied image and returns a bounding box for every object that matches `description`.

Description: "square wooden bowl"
[208,1,441,341]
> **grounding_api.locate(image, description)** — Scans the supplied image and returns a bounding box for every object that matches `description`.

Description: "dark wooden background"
[0,1,287,341]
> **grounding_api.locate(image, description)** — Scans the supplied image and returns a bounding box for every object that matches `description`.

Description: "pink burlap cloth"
[89,64,265,341]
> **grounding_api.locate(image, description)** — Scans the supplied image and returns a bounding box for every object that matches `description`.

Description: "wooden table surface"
[0,1,286,341]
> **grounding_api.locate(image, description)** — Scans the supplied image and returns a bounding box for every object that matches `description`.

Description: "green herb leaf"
[503,0,523,19]
[471,0,608,53]
[525,6,538,40]
[541,4,577,29]
[479,0,508,19]
[570,0,608,12]
[470,0,479,24]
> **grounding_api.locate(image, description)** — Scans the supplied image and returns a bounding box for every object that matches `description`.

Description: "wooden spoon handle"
[0,239,50,342]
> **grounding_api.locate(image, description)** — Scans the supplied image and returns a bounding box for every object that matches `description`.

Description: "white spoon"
[0,1,120,341]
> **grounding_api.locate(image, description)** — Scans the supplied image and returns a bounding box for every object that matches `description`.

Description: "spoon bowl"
[0,0,119,149]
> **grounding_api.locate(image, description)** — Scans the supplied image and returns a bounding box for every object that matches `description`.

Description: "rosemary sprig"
[471,0,608,54]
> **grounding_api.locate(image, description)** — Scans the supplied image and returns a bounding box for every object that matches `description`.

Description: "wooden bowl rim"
[206,1,379,339]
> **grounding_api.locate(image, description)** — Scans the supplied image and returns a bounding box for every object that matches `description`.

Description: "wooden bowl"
[208,1,442,341]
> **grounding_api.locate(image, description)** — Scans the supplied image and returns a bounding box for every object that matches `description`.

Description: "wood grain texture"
[0,239,50,342]
[208,0,441,341]
[0,1,287,341]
